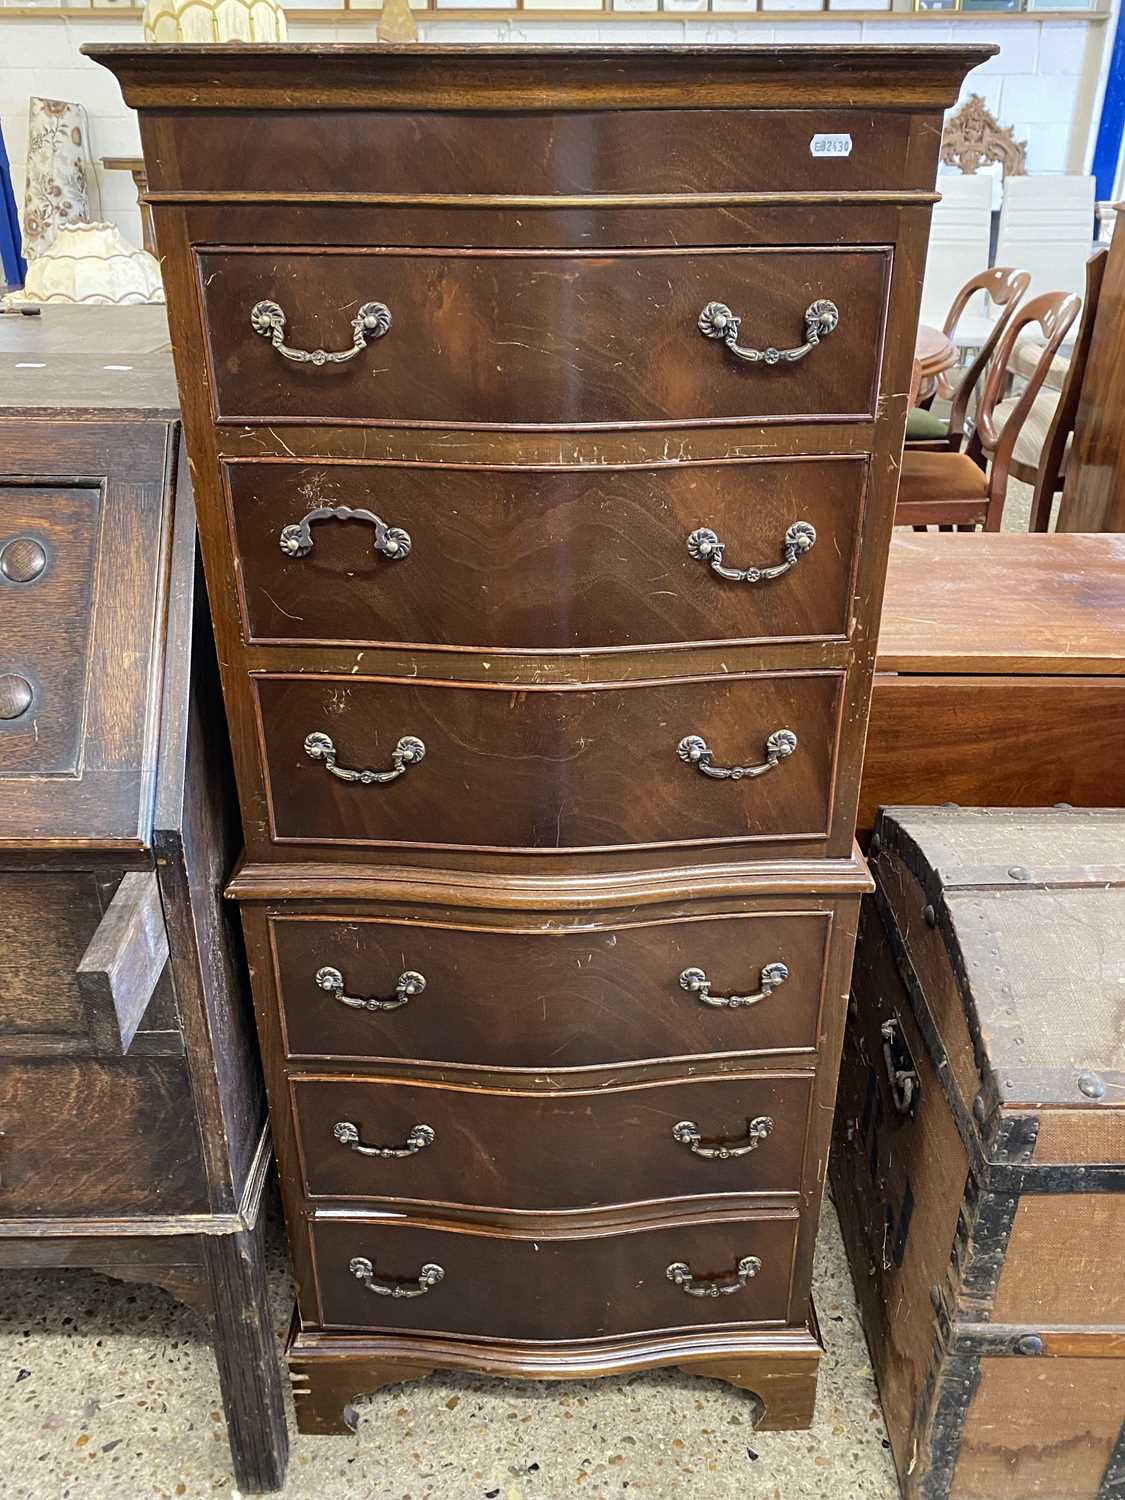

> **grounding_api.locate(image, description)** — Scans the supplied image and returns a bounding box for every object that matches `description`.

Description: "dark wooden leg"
[681,1352,820,1430]
[202,1224,289,1492]
[289,1349,436,1435]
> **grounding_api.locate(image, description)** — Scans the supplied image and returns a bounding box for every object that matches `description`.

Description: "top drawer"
[197,246,890,429]
[161,109,925,197]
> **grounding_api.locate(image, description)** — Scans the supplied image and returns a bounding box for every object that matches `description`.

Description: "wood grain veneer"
[269,905,833,1068]
[860,531,1125,833]
[1059,210,1125,533]
[197,246,890,430]
[225,456,867,653]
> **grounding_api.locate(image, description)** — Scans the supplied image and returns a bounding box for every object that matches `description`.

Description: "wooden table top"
[878,532,1125,677]
[914,322,958,377]
[0,304,178,417]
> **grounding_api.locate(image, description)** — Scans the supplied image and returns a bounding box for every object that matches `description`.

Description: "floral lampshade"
[22,97,100,262]
[3,221,164,307]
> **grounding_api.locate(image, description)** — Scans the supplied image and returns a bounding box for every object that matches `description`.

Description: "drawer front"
[293,1072,812,1209]
[0,484,99,776]
[254,670,842,852]
[198,247,889,428]
[0,1058,208,1216]
[168,110,921,196]
[226,457,866,651]
[272,909,831,1067]
[0,873,107,1045]
[312,1211,798,1337]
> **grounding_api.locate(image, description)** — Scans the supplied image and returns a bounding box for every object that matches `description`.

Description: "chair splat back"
[943,266,1031,430]
[973,291,1082,499]
[906,267,1029,454]
[898,288,1082,532]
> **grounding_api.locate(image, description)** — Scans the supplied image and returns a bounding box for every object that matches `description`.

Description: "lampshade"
[4,221,164,306]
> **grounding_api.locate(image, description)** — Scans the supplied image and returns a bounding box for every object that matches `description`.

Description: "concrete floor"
[0,1194,897,1500]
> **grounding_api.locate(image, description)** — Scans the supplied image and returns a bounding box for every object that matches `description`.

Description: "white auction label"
[810,133,854,158]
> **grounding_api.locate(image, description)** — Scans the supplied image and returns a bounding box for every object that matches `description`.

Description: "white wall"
[0,11,1110,253]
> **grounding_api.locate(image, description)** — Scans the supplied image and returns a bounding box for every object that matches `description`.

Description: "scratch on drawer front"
[260,590,303,623]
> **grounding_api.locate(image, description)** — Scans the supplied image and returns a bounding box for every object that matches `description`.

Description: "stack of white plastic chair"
[995,174,1096,300]
[920,173,995,349]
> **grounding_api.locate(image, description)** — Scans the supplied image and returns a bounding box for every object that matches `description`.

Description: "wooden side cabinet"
[0,307,288,1493]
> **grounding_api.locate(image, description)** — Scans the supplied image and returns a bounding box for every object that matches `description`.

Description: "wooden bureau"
[0,307,287,1491]
[91,43,989,1432]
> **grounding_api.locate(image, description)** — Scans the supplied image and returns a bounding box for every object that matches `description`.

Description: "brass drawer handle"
[698,299,838,366]
[679,962,789,1009]
[280,505,411,562]
[316,965,425,1013]
[333,1120,436,1158]
[667,1255,761,1298]
[677,730,797,781]
[304,730,425,785]
[687,522,816,584]
[673,1116,773,1159]
[251,298,391,365]
[348,1256,444,1299]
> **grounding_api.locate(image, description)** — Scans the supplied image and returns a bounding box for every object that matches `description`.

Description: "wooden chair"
[1002,249,1106,531]
[905,266,1030,451]
[896,289,1081,532]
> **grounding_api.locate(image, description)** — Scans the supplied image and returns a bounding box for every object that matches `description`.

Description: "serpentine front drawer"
[196,246,890,428]
[252,668,843,854]
[293,1071,812,1209]
[270,905,833,1068]
[311,1209,799,1336]
[224,455,867,652]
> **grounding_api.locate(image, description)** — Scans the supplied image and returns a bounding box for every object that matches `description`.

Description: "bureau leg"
[680,1354,820,1431]
[202,1224,289,1492]
[289,1354,436,1436]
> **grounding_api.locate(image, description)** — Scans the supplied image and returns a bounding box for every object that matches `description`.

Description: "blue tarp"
[0,124,26,289]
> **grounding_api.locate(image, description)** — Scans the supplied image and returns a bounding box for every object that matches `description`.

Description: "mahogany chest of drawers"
[91,41,989,1433]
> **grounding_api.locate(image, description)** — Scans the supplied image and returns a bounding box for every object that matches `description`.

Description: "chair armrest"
[76,872,170,1054]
